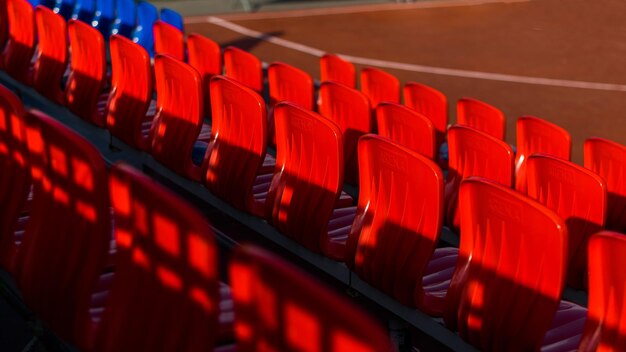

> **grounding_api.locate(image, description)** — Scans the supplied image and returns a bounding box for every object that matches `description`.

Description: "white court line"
[203,16,626,92]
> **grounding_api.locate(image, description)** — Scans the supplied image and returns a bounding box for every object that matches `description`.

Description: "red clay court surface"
[185,0,626,164]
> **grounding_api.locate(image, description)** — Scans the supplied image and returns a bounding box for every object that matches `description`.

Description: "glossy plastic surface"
[17,109,110,347]
[111,0,135,38]
[188,33,222,119]
[444,177,567,351]
[320,53,356,88]
[160,7,183,31]
[94,163,219,352]
[92,0,114,36]
[205,76,268,217]
[456,97,506,140]
[132,1,158,56]
[376,102,436,160]
[153,20,184,61]
[403,82,448,154]
[32,5,67,104]
[360,67,400,108]
[223,46,263,94]
[71,0,94,22]
[3,0,36,83]
[584,137,626,233]
[266,102,344,258]
[444,125,514,232]
[526,154,606,289]
[106,34,153,150]
[317,81,372,184]
[65,19,107,126]
[515,116,571,193]
[230,245,395,352]
[268,61,314,110]
[345,135,444,312]
[149,54,204,181]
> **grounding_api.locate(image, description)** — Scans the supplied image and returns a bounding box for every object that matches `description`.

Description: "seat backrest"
[71,0,94,22]
[0,0,8,49]
[320,53,355,88]
[153,20,184,61]
[526,154,606,289]
[188,33,222,119]
[445,124,514,231]
[17,109,111,347]
[514,116,571,193]
[403,82,448,155]
[456,97,506,140]
[205,75,267,216]
[3,0,36,83]
[360,67,400,108]
[65,19,107,127]
[266,102,343,255]
[111,0,136,38]
[317,81,371,184]
[579,231,626,352]
[345,135,443,309]
[150,54,204,181]
[93,163,219,352]
[584,137,626,233]
[0,84,29,272]
[106,34,153,151]
[160,7,183,31]
[32,5,67,104]
[54,0,74,19]
[223,46,263,94]
[132,0,158,56]
[230,245,395,352]
[444,177,567,351]
[376,102,435,160]
[268,61,314,110]
[92,0,114,36]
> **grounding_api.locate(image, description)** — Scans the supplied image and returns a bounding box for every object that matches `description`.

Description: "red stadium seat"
[403,82,448,156]
[230,245,395,352]
[266,102,354,261]
[444,177,567,350]
[320,53,356,88]
[514,116,571,193]
[525,154,606,289]
[360,67,400,108]
[106,34,154,151]
[91,163,221,352]
[268,61,314,110]
[444,125,514,232]
[65,19,107,127]
[32,5,67,104]
[317,81,372,185]
[187,33,222,119]
[153,20,184,62]
[149,54,207,181]
[204,75,269,217]
[16,109,111,347]
[456,97,505,140]
[2,0,36,83]
[0,0,8,49]
[223,46,263,95]
[584,137,626,233]
[376,102,436,160]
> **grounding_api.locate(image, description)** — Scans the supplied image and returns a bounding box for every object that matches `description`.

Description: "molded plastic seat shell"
[456,97,506,140]
[160,8,183,31]
[223,46,263,95]
[360,67,400,108]
[376,102,436,160]
[403,82,448,156]
[32,5,67,104]
[3,0,36,83]
[54,0,74,19]
[187,33,222,119]
[0,0,8,48]
[320,53,356,88]
[268,62,314,111]
[71,0,94,22]
[92,0,114,36]
[153,20,184,61]
[111,0,136,38]
[132,1,158,56]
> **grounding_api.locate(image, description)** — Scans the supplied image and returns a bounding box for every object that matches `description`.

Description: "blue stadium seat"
[160,7,183,31]
[111,0,136,38]
[132,1,158,56]
[92,0,114,35]
[71,0,94,22]
[28,0,55,7]
[53,0,74,19]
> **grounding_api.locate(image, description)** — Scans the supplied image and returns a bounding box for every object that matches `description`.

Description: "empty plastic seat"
[149,54,205,181]
[91,163,220,351]
[71,0,94,22]
[320,53,356,88]
[223,46,263,95]
[444,125,514,232]
[3,0,36,84]
[187,33,222,119]
[53,0,74,19]
[16,109,111,347]
[376,102,436,160]
[204,75,268,217]
[268,62,314,111]
[515,116,571,193]
[111,0,135,38]
[160,7,183,32]
[526,154,606,289]
[65,19,107,127]
[360,67,400,108]
[92,0,114,36]
[230,245,395,352]
[403,82,448,157]
[106,34,153,151]
[456,97,506,140]
[584,137,626,233]
[153,20,184,61]
[317,81,372,185]
[32,5,67,104]
[132,1,158,56]
[444,177,568,351]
